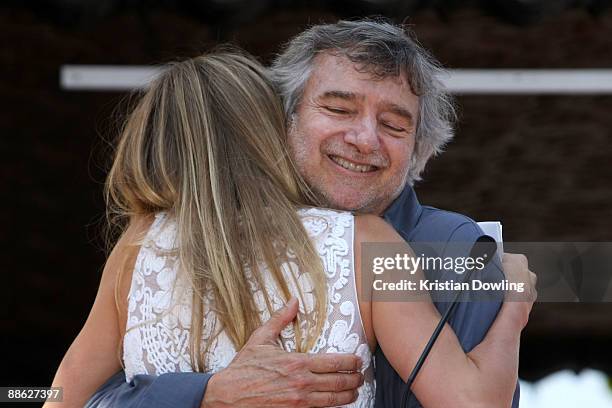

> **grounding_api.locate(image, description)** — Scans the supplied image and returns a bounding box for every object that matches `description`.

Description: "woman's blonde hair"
[105,50,327,371]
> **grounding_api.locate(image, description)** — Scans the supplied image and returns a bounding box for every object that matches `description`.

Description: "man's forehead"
[311,52,407,83]
[306,52,413,93]
[307,53,417,112]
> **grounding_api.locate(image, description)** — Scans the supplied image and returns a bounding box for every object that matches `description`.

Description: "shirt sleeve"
[434,221,520,408]
[438,221,505,352]
[84,370,211,408]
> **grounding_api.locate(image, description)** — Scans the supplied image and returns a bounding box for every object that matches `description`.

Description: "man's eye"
[383,122,405,132]
[325,106,349,114]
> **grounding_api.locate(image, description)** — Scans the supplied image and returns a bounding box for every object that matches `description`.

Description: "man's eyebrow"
[319,90,360,101]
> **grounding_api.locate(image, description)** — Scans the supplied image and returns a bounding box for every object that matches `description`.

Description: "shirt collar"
[383,185,423,237]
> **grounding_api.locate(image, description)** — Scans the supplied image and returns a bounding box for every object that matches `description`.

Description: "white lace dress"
[122,207,375,407]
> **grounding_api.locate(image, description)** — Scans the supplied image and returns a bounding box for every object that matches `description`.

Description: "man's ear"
[288,112,298,129]
[287,112,301,141]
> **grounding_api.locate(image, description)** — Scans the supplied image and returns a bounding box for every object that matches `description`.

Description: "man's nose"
[343,119,380,154]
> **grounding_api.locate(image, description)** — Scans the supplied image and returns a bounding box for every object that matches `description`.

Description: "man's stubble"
[288,117,410,215]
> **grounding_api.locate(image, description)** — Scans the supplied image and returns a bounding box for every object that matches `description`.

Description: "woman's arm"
[44,215,153,408]
[354,214,534,408]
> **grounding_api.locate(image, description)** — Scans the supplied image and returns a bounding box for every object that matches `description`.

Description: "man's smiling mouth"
[329,154,378,173]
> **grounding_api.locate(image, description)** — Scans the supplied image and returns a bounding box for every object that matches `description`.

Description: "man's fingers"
[247,297,299,345]
[309,372,364,392]
[307,353,363,373]
[309,390,360,407]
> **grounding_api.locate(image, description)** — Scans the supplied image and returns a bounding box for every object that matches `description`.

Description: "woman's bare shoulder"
[354,214,403,244]
[114,213,156,336]
[123,213,156,243]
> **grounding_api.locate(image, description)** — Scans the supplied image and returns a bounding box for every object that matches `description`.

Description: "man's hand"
[201,298,364,407]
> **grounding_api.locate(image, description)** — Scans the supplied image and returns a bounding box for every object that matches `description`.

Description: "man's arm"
[84,371,209,408]
[86,299,365,408]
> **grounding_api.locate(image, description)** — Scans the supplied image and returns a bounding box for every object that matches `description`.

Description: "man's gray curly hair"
[270,19,456,185]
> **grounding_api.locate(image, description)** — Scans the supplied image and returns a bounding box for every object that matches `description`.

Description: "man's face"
[288,53,419,214]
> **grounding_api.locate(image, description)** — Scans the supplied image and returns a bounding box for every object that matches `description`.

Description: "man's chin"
[323,194,377,214]
[317,185,400,215]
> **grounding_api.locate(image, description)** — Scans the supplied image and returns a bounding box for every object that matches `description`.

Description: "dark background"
[2,0,612,398]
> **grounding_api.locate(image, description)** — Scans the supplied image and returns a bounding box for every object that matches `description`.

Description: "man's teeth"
[330,155,375,173]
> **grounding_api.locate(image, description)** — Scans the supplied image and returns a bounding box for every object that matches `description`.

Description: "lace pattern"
[123,207,374,407]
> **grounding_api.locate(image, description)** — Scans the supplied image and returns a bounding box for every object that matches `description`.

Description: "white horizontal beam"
[446,69,612,94]
[60,65,162,91]
[60,65,612,94]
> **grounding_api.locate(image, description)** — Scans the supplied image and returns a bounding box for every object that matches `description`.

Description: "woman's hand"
[498,253,538,330]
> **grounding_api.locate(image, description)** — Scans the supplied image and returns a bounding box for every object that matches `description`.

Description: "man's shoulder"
[410,205,483,242]
[384,187,484,243]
